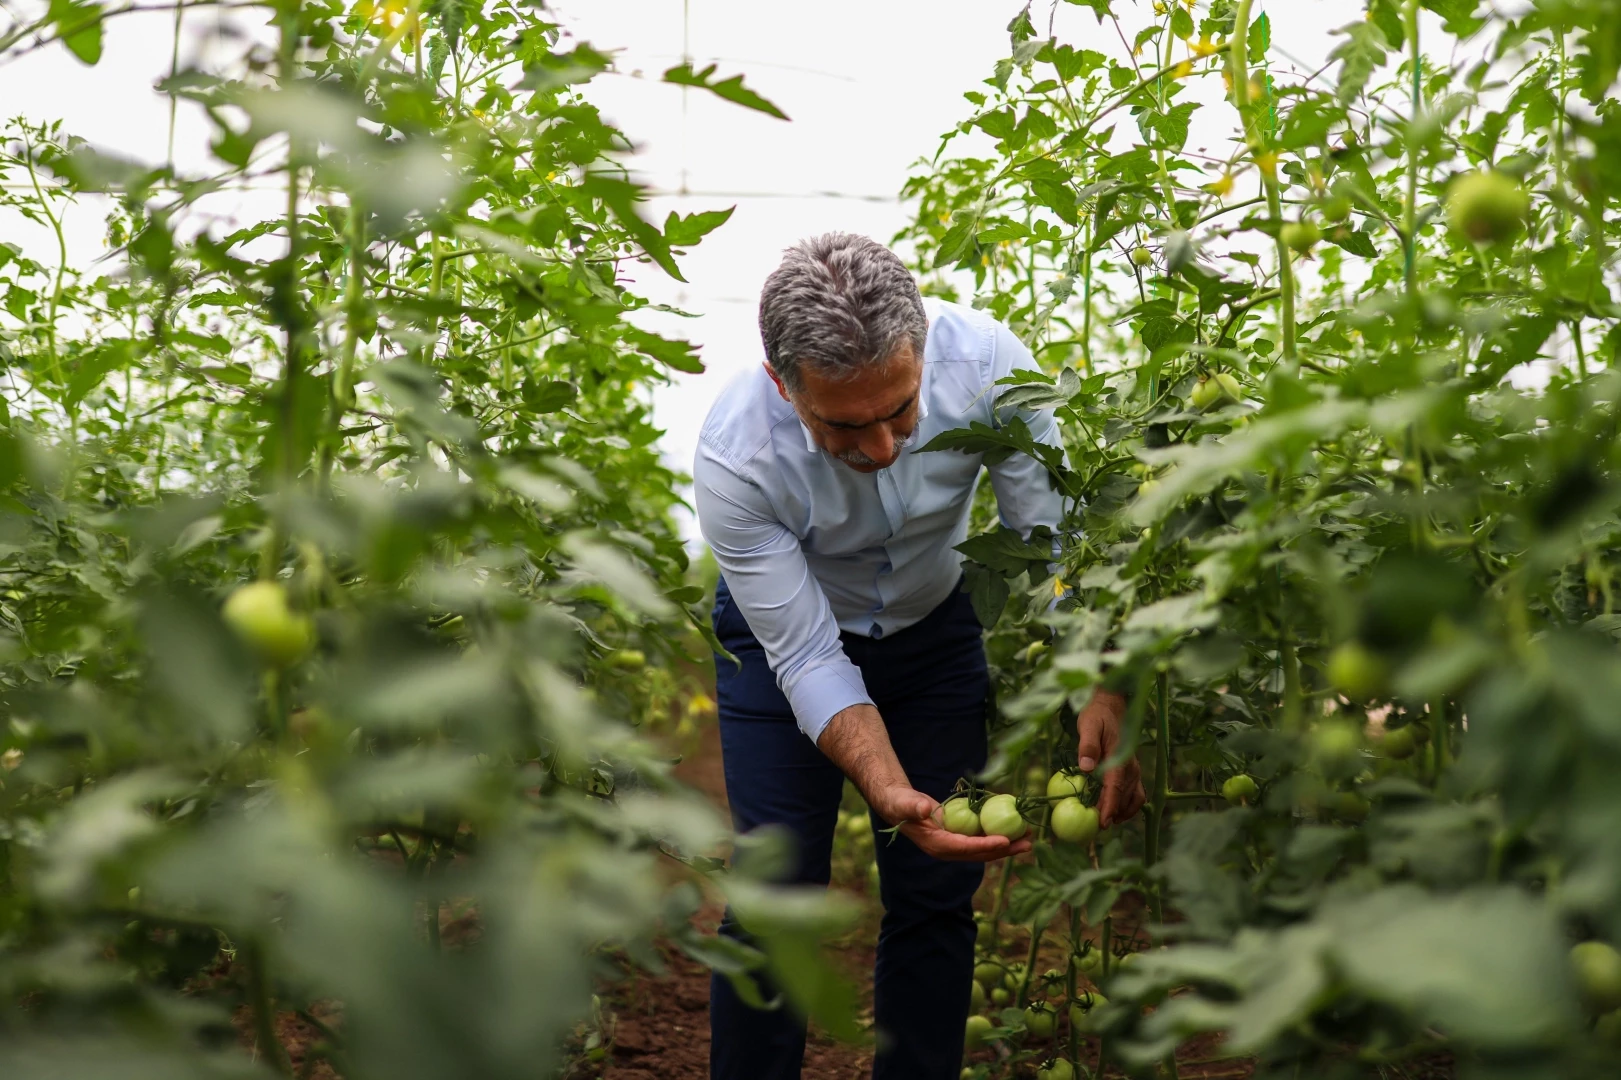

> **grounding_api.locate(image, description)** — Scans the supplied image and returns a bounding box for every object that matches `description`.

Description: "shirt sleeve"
[984,321,1068,543]
[693,443,873,745]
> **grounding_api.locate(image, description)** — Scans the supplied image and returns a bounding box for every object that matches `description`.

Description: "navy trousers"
[708,576,990,1080]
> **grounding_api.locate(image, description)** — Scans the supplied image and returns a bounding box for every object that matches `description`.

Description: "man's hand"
[1076,688,1146,828]
[818,703,1029,863]
[867,785,1033,863]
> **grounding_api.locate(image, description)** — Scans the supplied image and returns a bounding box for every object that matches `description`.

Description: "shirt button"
[871,624,885,640]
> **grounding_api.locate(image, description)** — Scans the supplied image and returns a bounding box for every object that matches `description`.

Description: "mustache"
[836,448,883,466]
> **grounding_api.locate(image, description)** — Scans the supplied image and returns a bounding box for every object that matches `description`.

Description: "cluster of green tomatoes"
[962,926,1122,1080]
[940,769,1100,847]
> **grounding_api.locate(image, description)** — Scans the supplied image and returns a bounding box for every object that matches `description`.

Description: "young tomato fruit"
[1037,1060,1075,1080]
[1068,991,1108,1032]
[977,793,1028,839]
[964,1014,993,1049]
[1572,941,1621,1012]
[1381,726,1417,760]
[1222,774,1259,806]
[1024,1002,1056,1038]
[1049,798,1100,845]
[1046,769,1087,799]
[1191,372,1242,410]
[1446,169,1528,245]
[223,581,314,667]
[1280,220,1321,253]
[941,797,983,836]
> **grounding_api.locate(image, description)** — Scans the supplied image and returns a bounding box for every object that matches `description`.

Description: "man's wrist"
[819,703,913,820]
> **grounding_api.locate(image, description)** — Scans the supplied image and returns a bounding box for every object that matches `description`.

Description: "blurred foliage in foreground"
[901,0,1621,1077]
[0,1,858,1077]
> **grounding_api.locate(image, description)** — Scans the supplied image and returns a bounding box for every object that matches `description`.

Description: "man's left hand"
[1075,688,1146,828]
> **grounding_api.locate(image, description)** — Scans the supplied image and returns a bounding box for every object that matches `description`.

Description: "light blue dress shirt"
[693,298,1066,744]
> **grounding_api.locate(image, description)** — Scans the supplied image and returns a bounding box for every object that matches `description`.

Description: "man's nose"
[859,426,896,464]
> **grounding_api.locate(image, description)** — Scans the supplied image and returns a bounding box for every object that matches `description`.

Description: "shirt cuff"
[786,662,875,745]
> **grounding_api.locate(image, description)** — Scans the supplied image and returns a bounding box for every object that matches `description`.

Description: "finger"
[1076,708,1104,773]
[1098,770,1122,828]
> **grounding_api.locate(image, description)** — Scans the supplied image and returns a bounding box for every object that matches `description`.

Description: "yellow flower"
[1191,37,1219,58]
[1207,172,1235,197]
[1053,579,1067,599]
[1170,60,1194,79]
[686,692,716,718]
[1255,150,1279,179]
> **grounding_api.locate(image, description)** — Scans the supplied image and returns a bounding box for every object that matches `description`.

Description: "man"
[694,233,1145,1080]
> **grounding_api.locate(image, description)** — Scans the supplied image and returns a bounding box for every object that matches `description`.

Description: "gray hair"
[758,232,928,393]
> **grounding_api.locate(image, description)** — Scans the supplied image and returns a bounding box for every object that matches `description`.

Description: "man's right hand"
[869,784,1033,863]
[819,704,1030,863]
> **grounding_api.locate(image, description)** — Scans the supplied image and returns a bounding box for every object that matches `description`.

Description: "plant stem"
[243,938,291,1076]
[1403,0,1421,298]
[1143,671,1171,927]
[1230,0,1296,363]
[1065,903,1082,1069]
[321,201,366,486]
[1017,915,1045,1007]
[263,4,303,582]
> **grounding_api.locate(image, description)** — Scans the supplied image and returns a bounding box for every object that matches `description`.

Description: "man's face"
[767,347,923,473]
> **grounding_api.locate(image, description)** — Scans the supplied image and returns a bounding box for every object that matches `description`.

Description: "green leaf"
[580,173,685,281]
[47,0,103,65]
[1247,12,1270,58]
[1328,20,1388,106]
[625,328,704,374]
[663,63,789,120]
[663,206,735,246]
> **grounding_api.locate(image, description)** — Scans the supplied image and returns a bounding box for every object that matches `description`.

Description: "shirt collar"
[797,375,931,459]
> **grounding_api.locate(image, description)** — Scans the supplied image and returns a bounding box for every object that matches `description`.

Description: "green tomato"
[1024,1002,1056,1039]
[1075,948,1102,976]
[604,648,647,670]
[1046,769,1087,799]
[1321,194,1353,223]
[1447,170,1529,245]
[974,961,1003,988]
[1037,1060,1075,1080]
[844,812,873,838]
[964,1013,993,1049]
[1572,941,1621,1013]
[975,917,995,946]
[1068,991,1108,1032]
[1130,246,1154,268]
[1334,791,1370,822]
[1311,721,1364,770]
[866,860,880,894]
[1381,726,1417,760]
[942,797,983,836]
[1190,372,1242,411]
[1280,220,1321,253]
[978,793,1028,839]
[1327,641,1388,701]
[990,987,1010,1006]
[969,979,986,1013]
[1222,773,1260,806]
[1049,798,1099,845]
[222,581,313,667]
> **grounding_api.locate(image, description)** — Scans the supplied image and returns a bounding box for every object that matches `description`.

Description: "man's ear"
[762,361,792,402]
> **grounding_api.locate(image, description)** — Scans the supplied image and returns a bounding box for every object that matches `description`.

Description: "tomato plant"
[901,0,1621,1076]
[0,2,860,1077]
